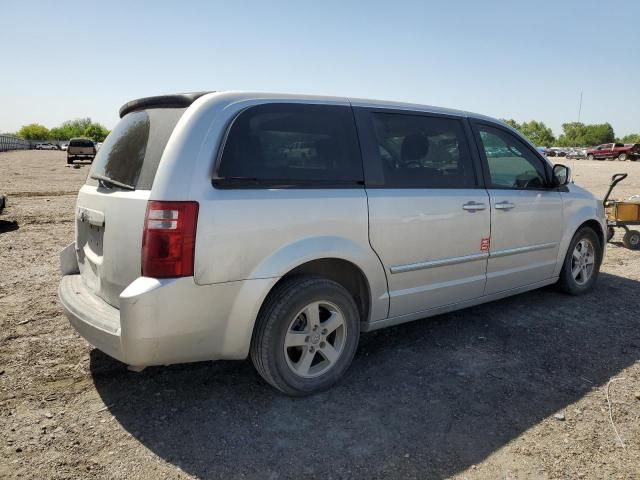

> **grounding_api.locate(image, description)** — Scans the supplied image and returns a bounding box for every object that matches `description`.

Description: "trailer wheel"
[623,230,640,250]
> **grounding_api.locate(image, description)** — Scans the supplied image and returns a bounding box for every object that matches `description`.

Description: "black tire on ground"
[622,230,640,250]
[587,154,595,161]
[617,153,628,161]
[607,226,615,242]
[250,275,361,396]
[557,227,602,295]
[66,157,73,164]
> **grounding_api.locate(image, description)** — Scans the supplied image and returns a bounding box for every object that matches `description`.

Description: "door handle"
[462,201,487,212]
[494,201,515,210]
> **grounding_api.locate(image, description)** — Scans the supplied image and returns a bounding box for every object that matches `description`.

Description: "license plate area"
[77,207,105,292]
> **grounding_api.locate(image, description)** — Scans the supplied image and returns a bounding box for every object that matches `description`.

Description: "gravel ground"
[1,150,639,479]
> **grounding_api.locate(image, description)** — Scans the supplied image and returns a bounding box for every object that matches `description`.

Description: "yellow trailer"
[604,173,640,249]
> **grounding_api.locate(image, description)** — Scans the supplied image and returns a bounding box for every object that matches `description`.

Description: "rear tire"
[623,230,640,250]
[557,227,602,295]
[250,276,360,396]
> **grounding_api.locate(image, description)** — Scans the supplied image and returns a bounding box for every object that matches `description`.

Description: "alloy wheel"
[283,301,347,378]
[571,238,595,285]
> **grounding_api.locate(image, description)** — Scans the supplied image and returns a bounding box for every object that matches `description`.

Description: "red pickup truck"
[586,143,640,161]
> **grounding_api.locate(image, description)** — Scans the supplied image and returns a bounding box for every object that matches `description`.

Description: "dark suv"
[67,138,96,164]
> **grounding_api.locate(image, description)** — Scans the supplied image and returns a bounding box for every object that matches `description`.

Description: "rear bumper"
[59,274,123,361]
[59,272,279,367]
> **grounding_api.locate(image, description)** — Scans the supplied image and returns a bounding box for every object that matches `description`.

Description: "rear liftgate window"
[87,108,186,190]
[215,103,363,187]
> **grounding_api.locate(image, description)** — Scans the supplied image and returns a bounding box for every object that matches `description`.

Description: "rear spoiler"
[119,91,214,118]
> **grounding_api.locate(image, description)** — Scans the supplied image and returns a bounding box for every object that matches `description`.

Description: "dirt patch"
[1,151,639,479]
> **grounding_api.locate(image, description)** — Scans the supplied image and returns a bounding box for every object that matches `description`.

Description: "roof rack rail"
[118,91,214,118]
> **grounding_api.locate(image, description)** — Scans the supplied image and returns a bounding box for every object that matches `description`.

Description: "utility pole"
[578,90,583,123]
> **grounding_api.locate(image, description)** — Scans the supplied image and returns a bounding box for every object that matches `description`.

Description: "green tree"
[556,122,615,147]
[500,119,555,146]
[519,120,555,146]
[83,123,109,142]
[49,118,94,140]
[17,123,50,140]
[620,133,640,144]
[501,118,521,130]
[49,127,68,140]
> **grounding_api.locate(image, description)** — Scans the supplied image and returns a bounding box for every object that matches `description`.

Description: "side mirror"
[552,164,571,187]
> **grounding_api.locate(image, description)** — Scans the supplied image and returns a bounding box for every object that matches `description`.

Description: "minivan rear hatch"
[75,107,186,308]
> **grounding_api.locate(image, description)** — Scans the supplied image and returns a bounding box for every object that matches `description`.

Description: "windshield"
[87,108,186,190]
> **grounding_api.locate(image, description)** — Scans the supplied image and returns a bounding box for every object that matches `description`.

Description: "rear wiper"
[91,174,135,191]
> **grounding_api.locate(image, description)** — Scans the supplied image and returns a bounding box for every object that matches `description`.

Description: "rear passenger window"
[369,113,476,188]
[216,103,363,187]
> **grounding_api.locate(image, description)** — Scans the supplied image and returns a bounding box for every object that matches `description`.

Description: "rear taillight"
[142,201,199,278]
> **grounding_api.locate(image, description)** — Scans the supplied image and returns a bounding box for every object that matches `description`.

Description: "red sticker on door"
[480,237,490,252]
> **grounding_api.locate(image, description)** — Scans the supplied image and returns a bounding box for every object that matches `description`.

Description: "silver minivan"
[59,91,606,395]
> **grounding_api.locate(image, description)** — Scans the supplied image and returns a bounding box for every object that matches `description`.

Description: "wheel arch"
[554,213,606,276]
[260,257,373,328]
[554,194,607,276]
[247,235,389,324]
[578,218,605,249]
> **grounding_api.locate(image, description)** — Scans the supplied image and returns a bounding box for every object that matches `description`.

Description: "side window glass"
[217,103,362,186]
[369,113,475,188]
[477,125,547,189]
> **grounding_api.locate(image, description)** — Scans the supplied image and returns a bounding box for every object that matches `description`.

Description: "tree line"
[11,117,640,148]
[15,119,110,143]
[501,119,640,147]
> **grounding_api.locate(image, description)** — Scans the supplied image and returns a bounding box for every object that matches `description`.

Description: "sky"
[2,0,639,137]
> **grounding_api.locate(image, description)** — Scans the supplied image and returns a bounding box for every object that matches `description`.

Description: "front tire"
[251,276,361,396]
[587,154,595,161]
[557,227,602,295]
[618,153,628,161]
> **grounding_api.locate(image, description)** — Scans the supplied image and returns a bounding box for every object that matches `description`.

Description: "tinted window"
[70,139,94,147]
[216,103,362,186]
[369,113,475,188]
[477,125,547,189]
[87,108,185,189]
